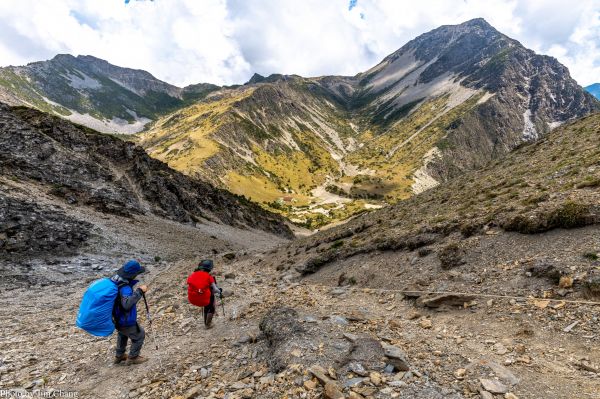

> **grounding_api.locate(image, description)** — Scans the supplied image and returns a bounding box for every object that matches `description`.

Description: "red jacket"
[187,271,215,307]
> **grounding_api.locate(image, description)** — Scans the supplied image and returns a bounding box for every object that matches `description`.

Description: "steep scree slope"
[0,103,292,258]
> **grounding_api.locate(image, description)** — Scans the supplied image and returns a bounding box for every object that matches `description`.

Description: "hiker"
[111,260,149,365]
[187,259,223,328]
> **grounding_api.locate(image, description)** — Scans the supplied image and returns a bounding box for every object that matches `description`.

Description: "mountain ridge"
[0,54,219,134]
[139,18,599,227]
[1,19,598,228]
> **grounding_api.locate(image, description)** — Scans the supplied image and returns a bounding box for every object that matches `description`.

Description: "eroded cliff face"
[0,102,292,259]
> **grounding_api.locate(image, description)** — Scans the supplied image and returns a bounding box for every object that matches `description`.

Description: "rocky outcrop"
[0,103,293,243]
[0,190,92,257]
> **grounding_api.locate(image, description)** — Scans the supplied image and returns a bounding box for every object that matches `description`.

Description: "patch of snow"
[364,203,383,210]
[522,109,538,140]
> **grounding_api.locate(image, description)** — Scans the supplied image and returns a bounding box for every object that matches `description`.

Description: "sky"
[0,0,598,87]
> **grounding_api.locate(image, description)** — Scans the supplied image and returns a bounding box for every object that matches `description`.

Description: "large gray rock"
[381,343,411,372]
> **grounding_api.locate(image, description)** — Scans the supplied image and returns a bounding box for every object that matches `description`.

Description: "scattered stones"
[342,333,358,343]
[324,381,344,399]
[349,362,368,377]
[369,371,382,386]
[330,315,349,325]
[563,321,579,333]
[480,391,494,399]
[494,343,509,355]
[348,392,364,399]
[407,310,422,320]
[303,379,317,390]
[344,377,365,388]
[308,365,331,385]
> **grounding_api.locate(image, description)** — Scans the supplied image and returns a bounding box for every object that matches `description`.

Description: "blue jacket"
[111,275,142,328]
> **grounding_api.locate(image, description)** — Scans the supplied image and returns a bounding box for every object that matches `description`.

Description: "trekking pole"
[141,292,159,351]
[219,292,225,317]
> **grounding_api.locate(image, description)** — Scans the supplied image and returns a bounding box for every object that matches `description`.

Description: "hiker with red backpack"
[187,259,222,328]
[110,260,149,365]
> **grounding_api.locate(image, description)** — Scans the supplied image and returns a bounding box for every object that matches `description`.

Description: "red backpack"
[187,270,215,307]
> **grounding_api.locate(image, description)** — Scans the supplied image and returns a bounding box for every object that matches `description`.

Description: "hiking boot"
[126,355,148,365]
[114,354,128,364]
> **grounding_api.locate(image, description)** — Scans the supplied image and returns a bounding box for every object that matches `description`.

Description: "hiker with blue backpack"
[76,259,150,365]
[111,260,149,365]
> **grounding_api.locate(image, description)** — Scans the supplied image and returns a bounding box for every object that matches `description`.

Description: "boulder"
[381,343,410,371]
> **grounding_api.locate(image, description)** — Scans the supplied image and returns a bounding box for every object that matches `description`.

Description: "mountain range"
[0,54,218,134]
[1,18,598,228]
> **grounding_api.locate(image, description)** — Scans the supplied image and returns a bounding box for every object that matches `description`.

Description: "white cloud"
[0,0,598,86]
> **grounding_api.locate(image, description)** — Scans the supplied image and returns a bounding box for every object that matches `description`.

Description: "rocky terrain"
[1,231,598,399]
[1,107,599,399]
[0,103,291,246]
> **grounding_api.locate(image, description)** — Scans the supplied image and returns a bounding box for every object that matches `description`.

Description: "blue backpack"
[76,278,120,337]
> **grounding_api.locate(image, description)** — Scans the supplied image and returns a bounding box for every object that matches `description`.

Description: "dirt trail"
[1,245,598,399]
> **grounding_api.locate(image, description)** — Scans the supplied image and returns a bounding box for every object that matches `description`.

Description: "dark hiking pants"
[115,323,145,357]
[203,291,216,323]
